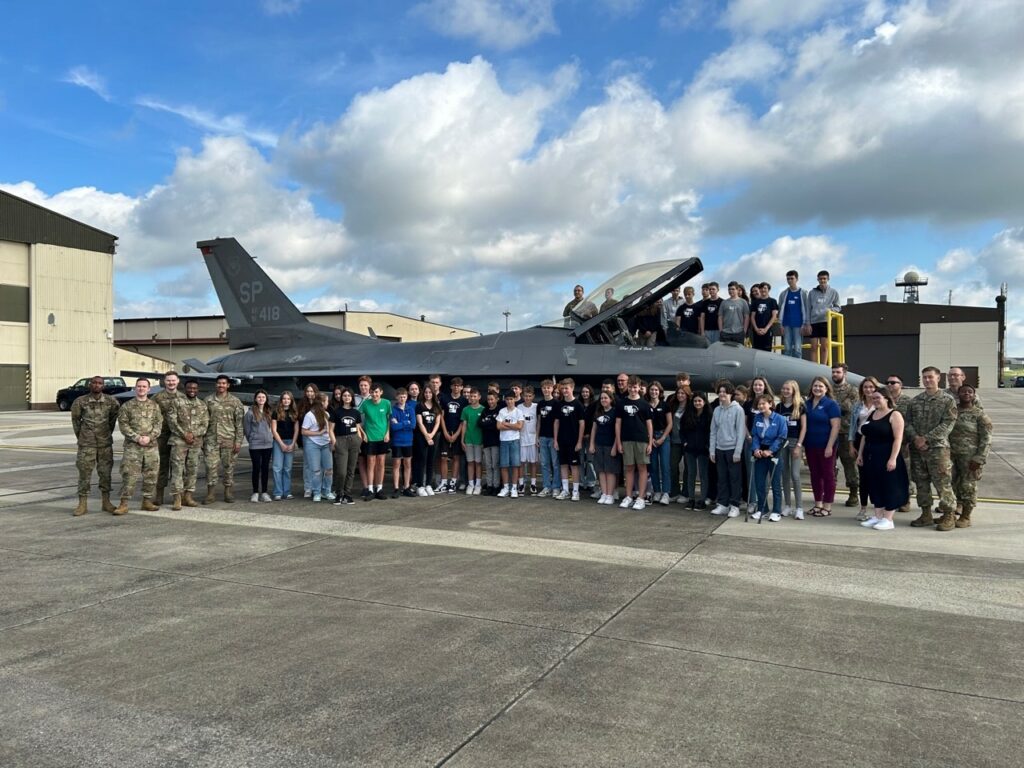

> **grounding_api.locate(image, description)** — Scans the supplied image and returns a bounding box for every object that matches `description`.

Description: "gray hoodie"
[243,409,274,450]
[710,401,746,459]
[808,285,841,324]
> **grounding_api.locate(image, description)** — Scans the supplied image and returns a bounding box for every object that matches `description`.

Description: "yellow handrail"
[826,309,845,366]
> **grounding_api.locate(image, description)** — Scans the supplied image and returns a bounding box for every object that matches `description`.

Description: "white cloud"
[413,0,557,50]
[718,235,847,290]
[62,65,110,101]
[695,39,785,86]
[659,1,709,30]
[722,0,852,34]
[136,97,278,148]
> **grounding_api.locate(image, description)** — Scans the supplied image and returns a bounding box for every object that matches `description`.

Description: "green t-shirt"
[461,404,484,445]
[358,398,392,442]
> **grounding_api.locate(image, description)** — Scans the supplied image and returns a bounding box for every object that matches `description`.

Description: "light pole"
[502,309,511,332]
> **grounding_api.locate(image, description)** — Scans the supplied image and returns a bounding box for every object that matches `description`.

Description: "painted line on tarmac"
[0,461,76,474]
[130,506,683,569]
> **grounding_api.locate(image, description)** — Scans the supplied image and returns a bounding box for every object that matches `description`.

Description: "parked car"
[1015,376,1024,388]
[55,377,132,411]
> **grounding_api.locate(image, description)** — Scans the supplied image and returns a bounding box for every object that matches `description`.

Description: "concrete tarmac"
[1,391,1022,767]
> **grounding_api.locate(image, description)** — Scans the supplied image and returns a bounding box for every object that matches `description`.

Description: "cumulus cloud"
[718,235,847,289]
[722,0,854,34]
[413,0,557,50]
[63,65,110,101]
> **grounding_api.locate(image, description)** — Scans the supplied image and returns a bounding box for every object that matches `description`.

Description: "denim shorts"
[499,440,521,468]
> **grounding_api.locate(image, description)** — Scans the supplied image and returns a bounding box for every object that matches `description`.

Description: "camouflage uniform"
[947,388,982,409]
[152,388,187,500]
[71,393,119,495]
[949,404,992,525]
[905,389,957,526]
[168,395,210,495]
[118,398,163,501]
[833,381,859,499]
[205,393,245,491]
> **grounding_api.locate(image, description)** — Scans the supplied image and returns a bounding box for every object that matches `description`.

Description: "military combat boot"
[898,503,910,513]
[223,485,234,503]
[73,496,88,516]
[154,487,165,507]
[844,488,859,507]
[141,498,159,512]
[182,491,198,507]
[955,503,973,528]
[910,509,934,527]
[172,493,182,511]
[935,509,957,531]
[112,498,129,515]
[203,485,216,504]
[101,492,116,513]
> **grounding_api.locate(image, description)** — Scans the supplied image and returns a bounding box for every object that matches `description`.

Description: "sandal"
[810,506,831,517]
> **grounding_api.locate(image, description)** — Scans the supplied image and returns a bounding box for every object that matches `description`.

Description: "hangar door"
[0,365,29,410]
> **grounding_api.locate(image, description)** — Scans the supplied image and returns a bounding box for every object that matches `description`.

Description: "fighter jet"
[180,237,855,393]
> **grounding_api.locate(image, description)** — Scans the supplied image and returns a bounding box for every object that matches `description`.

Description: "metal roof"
[0,189,117,254]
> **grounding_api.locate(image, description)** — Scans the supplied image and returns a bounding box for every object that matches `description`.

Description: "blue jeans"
[650,432,671,494]
[302,443,314,494]
[271,442,294,497]
[304,442,333,496]
[779,437,803,510]
[782,325,803,358]
[754,456,783,514]
[539,436,559,490]
[705,330,720,344]
[499,440,521,468]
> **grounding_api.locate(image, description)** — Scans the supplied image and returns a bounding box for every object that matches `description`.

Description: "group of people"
[563,270,843,364]
[71,363,991,532]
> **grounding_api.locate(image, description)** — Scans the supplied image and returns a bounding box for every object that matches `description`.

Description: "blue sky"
[2,0,1022,352]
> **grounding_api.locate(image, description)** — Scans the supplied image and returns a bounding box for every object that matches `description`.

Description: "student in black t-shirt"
[330,388,364,505]
[699,282,723,343]
[750,283,779,352]
[478,392,501,495]
[414,386,442,495]
[614,375,654,511]
[675,285,702,336]
[438,377,467,493]
[589,391,621,504]
[537,379,559,496]
[552,378,586,501]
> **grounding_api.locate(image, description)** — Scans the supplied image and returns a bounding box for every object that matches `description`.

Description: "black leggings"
[413,436,437,487]
[250,448,272,493]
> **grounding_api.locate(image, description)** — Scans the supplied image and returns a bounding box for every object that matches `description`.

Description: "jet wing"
[570,257,703,338]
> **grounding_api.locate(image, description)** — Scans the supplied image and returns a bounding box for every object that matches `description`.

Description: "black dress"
[861,410,910,511]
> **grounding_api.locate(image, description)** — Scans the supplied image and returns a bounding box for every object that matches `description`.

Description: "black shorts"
[750,330,773,351]
[367,441,390,456]
[439,439,463,458]
[390,444,412,458]
[810,321,828,339]
[557,441,580,466]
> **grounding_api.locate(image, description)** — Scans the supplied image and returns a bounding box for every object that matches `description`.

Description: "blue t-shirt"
[804,396,840,448]
[783,290,803,327]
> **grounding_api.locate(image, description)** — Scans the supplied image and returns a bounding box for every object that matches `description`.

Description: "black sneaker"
[343,495,355,505]
[402,487,417,497]
[362,489,373,502]
[375,489,387,501]
[391,488,401,499]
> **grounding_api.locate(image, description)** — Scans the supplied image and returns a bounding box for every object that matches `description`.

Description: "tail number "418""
[252,305,280,322]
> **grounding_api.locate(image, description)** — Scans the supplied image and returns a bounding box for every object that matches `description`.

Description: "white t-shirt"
[497,406,524,442]
[301,411,331,446]
[518,402,538,447]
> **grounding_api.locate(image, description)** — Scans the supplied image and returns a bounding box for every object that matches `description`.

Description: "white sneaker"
[250,493,260,503]
[794,508,805,521]
[872,519,895,530]
[260,492,272,502]
[750,511,762,521]
[571,490,580,502]
[590,488,602,499]
[781,506,792,517]
[511,487,519,498]
[313,494,321,503]
[304,490,312,499]
[273,495,282,501]
[659,493,670,506]
[473,485,482,495]
[554,489,570,500]
[727,506,741,518]
[676,496,690,505]
[497,487,510,498]
[325,492,336,501]
[425,485,435,496]
[710,504,729,516]
[417,486,428,497]
[632,497,646,511]
[860,516,882,527]
[597,494,608,505]
[466,485,474,495]
[619,496,634,508]
[768,512,782,522]
[537,488,552,498]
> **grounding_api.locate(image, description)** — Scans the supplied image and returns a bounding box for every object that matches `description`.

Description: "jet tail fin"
[197,237,373,349]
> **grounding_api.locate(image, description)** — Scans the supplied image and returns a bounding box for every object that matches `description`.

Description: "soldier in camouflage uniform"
[886,374,916,512]
[831,363,860,506]
[905,366,958,530]
[946,367,983,409]
[168,378,210,510]
[152,371,186,507]
[204,374,245,503]
[949,385,992,528]
[115,378,163,514]
[70,376,120,515]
